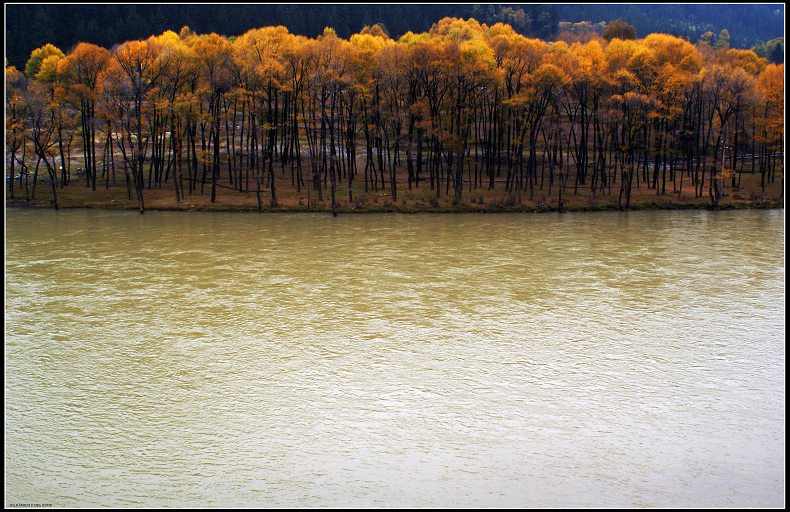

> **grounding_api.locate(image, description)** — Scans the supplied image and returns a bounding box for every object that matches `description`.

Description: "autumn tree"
[6,66,28,200]
[24,43,64,79]
[603,20,637,42]
[234,26,292,208]
[24,80,62,208]
[189,33,234,204]
[112,38,168,212]
[755,63,783,193]
[58,42,110,190]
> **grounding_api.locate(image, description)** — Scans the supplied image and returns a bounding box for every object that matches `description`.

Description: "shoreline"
[7,198,784,214]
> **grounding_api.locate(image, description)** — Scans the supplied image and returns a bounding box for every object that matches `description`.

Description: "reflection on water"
[5,209,785,507]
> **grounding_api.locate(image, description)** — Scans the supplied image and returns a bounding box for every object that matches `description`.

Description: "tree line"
[9,4,784,71]
[5,4,560,70]
[6,17,784,214]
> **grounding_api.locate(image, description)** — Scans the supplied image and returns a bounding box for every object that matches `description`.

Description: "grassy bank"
[6,166,783,214]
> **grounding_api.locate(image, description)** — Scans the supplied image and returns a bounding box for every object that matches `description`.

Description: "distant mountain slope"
[5,4,784,69]
[554,4,784,50]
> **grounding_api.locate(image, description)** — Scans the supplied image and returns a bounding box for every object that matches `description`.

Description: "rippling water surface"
[5,208,785,507]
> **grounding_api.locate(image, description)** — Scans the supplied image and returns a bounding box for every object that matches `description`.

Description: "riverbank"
[6,168,783,214]
[5,197,784,213]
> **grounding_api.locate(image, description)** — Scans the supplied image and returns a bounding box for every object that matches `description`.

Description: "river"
[5,208,785,507]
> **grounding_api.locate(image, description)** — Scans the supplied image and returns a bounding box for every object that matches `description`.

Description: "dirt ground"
[6,161,784,213]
